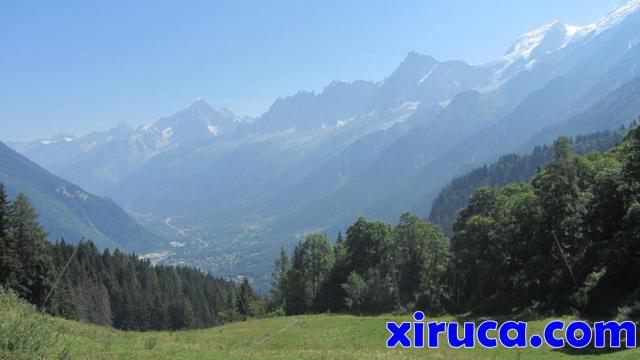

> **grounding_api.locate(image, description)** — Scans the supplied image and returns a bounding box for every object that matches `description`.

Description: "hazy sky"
[0,0,624,141]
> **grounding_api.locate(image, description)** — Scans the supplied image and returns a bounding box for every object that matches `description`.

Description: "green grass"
[1,291,638,359]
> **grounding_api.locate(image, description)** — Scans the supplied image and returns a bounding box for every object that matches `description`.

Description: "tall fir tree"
[270,247,289,309]
[237,277,254,319]
[9,194,52,306]
[0,184,19,287]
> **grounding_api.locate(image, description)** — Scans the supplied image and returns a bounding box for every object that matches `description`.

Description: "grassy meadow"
[1,291,638,360]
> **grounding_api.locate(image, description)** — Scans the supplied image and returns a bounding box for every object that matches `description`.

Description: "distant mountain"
[0,141,162,252]
[373,52,496,110]
[251,53,494,135]
[252,80,377,133]
[146,98,241,145]
[9,1,640,288]
[10,99,241,194]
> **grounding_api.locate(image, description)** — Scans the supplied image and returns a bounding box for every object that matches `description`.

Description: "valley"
[2,2,640,359]
[6,1,640,290]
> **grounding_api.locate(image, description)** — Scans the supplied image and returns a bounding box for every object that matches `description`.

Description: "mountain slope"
[524,75,640,148]
[429,129,625,234]
[0,141,161,251]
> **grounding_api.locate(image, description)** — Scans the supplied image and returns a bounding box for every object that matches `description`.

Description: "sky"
[0,0,625,141]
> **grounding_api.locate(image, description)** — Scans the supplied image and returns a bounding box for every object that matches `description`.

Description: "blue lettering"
[447,322,475,348]
[544,320,565,348]
[594,321,636,348]
[566,321,592,348]
[386,322,411,348]
[476,320,498,348]
[498,321,527,348]
[428,322,446,348]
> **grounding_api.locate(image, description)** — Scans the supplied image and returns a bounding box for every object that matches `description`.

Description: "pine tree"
[9,194,52,306]
[270,247,289,309]
[237,277,254,320]
[0,184,19,287]
[0,183,7,237]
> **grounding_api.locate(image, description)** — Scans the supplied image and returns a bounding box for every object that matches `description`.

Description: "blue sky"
[0,0,624,141]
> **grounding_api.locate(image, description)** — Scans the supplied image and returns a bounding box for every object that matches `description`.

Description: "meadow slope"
[1,291,638,359]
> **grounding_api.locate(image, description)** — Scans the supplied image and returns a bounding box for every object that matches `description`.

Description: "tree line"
[0,187,253,330]
[271,124,640,319]
[270,213,450,315]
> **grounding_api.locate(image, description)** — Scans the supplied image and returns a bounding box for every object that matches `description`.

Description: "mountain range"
[8,0,640,287]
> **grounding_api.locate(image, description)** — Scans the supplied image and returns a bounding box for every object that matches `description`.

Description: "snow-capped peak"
[503,0,640,64]
[129,98,243,150]
[582,0,640,35]
[481,21,585,91]
[503,21,573,62]
[482,0,640,92]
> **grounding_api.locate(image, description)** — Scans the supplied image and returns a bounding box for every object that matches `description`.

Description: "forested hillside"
[272,124,640,319]
[450,126,640,317]
[0,187,245,331]
[429,128,627,234]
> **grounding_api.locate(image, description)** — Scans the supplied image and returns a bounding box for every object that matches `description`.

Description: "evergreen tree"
[0,184,19,287]
[270,247,289,310]
[0,183,7,237]
[237,277,254,319]
[9,194,52,306]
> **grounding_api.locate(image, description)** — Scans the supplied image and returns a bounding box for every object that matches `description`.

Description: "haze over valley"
[5,0,640,289]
